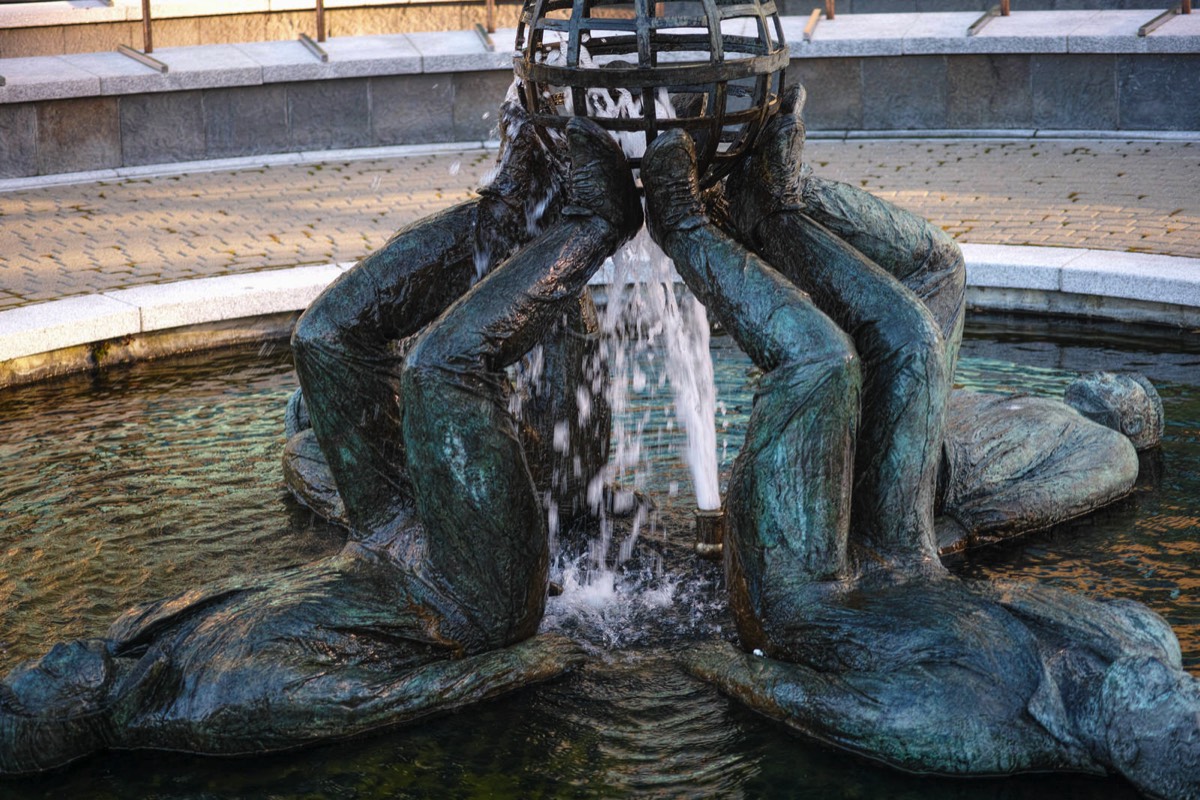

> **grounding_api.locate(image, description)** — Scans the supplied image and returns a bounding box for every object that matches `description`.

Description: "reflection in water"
[0,316,1195,798]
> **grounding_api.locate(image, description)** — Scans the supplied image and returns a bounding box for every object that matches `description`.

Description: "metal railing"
[1139,0,1191,35]
[94,0,506,66]
[1,0,1192,73]
[111,0,340,67]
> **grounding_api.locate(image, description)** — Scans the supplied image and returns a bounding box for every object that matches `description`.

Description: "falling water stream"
[605,230,721,512]
[493,70,724,616]
[539,228,722,638]
[540,222,722,631]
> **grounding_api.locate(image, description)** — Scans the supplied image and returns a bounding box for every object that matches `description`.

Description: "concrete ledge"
[0,56,101,104]
[2,244,1197,389]
[0,263,351,363]
[0,294,140,362]
[409,29,515,73]
[108,263,350,332]
[0,139,499,193]
[0,28,511,104]
[962,244,1200,327]
[962,243,1088,290]
[4,14,1199,102]
[966,287,1200,328]
[0,313,302,390]
[963,244,1200,304]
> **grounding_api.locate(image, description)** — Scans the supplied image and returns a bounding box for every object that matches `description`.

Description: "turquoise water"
[0,314,1196,798]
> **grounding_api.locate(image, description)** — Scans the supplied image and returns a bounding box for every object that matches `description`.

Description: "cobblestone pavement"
[1,138,1197,313]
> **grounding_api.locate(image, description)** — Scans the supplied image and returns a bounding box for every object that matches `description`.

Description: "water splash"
[542,550,727,649]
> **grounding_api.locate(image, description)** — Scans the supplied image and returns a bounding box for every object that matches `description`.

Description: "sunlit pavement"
[1,137,1196,314]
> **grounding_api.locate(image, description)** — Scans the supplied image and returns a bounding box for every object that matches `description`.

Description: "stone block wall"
[0,71,511,178]
[789,53,1200,131]
[1,12,1197,179]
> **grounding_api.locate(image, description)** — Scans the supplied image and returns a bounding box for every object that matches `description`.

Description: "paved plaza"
[1,137,1197,314]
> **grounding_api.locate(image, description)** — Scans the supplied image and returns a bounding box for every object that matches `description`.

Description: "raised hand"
[641,128,708,252]
[475,100,569,274]
[724,84,808,244]
[561,116,643,242]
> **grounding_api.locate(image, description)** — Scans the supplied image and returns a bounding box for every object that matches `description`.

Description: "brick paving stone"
[0,139,1197,311]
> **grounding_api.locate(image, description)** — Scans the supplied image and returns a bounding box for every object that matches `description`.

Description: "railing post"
[141,0,154,53]
[316,0,327,43]
[824,0,836,20]
[486,0,496,34]
[1000,0,1010,15]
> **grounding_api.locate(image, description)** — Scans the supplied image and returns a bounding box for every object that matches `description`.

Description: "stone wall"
[0,72,511,177]
[1,12,1197,179]
[789,53,1200,131]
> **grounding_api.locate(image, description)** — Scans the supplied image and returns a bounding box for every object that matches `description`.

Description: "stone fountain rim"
[2,238,1197,391]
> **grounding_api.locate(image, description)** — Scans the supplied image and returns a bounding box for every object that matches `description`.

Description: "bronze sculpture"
[0,10,1190,788]
[640,87,1197,799]
[0,112,641,775]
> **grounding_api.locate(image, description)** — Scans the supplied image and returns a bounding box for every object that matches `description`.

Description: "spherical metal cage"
[513,0,788,187]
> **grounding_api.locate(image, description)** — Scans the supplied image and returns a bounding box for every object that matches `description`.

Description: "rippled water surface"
[0,315,1196,799]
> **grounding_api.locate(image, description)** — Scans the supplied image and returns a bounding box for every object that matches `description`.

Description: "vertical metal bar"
[316,0,326,42]
[141,0,153,53]
[825,0,835,20]
[486,0,496,34]
[1000,0,1010,15]
[1183,0,1191,13]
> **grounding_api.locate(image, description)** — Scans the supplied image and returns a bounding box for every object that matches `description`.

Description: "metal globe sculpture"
[513,0,788,187]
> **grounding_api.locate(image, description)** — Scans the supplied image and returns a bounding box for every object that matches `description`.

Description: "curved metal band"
[514,47,788,90]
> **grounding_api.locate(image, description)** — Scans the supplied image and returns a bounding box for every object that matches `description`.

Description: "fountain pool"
[0,312,1196,798]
